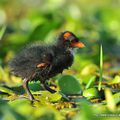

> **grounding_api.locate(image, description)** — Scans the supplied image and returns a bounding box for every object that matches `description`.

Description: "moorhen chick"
[9,31,85,100]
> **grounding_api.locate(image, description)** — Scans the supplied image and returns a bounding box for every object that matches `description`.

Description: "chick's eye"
[75,39,79,42]
[69,39,74,43]
[72,39,79,43]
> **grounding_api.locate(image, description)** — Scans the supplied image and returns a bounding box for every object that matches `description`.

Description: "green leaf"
[10,82,41,95]
[40,91,62,102]
[0,86,15,95]
[58,75,81,94]
[29,81,41,91]
[85,76,96,89]
[105,88,116,112]
[83,88,99,99]
[113,92,120,104]
[109,75,120,84]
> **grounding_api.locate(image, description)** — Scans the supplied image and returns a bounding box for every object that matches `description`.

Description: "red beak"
[71,41,85,48]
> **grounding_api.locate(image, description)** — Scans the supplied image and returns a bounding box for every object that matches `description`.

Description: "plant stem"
[98,45,103,91]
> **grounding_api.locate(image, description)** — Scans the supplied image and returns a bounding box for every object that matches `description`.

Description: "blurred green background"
[0,0,120,120]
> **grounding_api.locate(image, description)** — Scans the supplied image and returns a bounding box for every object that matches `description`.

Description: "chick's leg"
[40,78,56,93]
[23,78,34,100]
[43,83,56,93]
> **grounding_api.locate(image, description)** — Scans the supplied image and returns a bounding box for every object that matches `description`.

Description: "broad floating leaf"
[33,91,62,103]
[40,91,62,102]
[58,75,81,94]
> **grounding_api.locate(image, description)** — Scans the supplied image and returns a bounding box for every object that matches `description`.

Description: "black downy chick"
[9,31,85,100]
